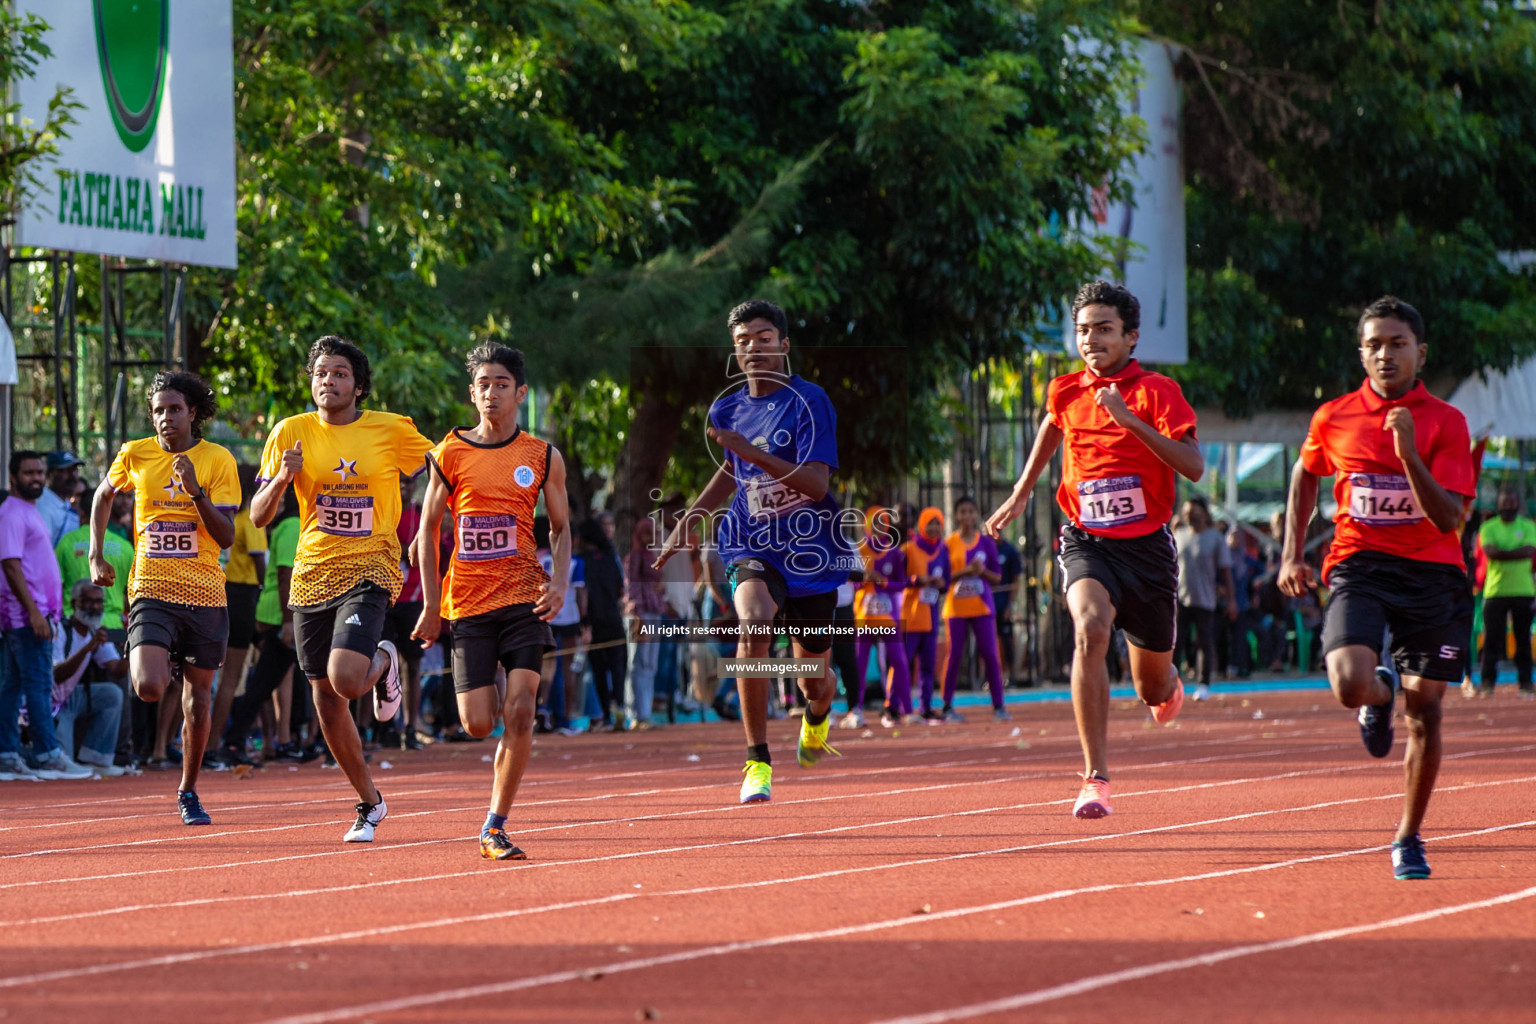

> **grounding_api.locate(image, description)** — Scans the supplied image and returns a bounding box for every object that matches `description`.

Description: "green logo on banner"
[94,0,169,153]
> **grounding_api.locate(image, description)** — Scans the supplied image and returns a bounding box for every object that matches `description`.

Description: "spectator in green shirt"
[56,522,132,636]
[1477,487,1536,695]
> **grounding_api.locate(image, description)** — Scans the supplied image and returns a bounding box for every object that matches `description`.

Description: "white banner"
[1067,40,1187,364]
[15,0,236,268]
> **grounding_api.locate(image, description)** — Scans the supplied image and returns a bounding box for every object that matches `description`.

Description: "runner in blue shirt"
[655,299,852,803]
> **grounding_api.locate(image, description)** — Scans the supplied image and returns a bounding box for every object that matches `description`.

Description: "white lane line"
[242,818,1536,1024]
[3,748,1529,980]
[870,882,1536,1023]
[8,753,1530,931]
[0,770,457,815]
[4,730,1522,888]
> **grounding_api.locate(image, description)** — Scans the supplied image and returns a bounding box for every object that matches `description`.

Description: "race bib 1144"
[1076,475,1148,530]
[457,514,517,562]
[1348,473,1423,526]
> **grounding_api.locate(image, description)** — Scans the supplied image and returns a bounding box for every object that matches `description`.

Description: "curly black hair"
[306,335,372,405]
[1070,280,1141,335]
[465,343,526,388]
[147,371,218,439]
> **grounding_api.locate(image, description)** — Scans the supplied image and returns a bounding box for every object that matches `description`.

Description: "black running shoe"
[1392,834,1430,879]
[1358,666,1396,758]
[178,790,212,826]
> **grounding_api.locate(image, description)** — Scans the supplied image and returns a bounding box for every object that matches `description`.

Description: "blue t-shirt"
[711,375,851,598]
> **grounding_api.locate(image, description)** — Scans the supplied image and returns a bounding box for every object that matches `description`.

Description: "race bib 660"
[458,514,517,561]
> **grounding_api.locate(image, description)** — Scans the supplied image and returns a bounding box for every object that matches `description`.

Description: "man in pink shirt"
[0,451,93,780]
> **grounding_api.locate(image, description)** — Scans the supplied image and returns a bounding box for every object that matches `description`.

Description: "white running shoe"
[343,797,388,842]
[0,751,41,781]
[373,640,402,722]
[1193,683,1211,701]
[838,710,865,729]
[32,749,95,780]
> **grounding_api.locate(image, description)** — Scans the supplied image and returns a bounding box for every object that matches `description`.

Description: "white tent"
[1449,357,1536,440]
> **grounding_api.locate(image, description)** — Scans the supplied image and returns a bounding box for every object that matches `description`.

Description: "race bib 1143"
[1077,475,1148,530]
[1348,473,1423,526]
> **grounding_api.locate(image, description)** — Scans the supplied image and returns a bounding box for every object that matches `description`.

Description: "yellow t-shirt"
[223,509,268,586]
[259,410,432,607]
[108,437,240,607]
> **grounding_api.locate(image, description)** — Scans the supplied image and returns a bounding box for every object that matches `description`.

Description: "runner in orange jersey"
[413,344,571,861]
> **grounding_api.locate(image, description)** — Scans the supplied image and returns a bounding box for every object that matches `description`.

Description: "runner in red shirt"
[1280,296,1474,881]
[986,281,1203,819]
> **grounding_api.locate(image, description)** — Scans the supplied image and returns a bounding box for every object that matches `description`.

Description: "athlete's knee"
[504,691,536,736]
[133,673,169,703]
[461,700,499,738]
[1073,614,1112,655]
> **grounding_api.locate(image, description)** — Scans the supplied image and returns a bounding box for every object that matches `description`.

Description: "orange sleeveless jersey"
[430,427,552,620]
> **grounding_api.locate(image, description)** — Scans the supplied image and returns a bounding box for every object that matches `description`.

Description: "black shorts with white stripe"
[1057,523,1178,652]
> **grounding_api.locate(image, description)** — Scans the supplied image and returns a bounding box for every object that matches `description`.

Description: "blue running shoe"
[178,790,211,826]
[1358,666,1396,758]
[1392,834,1430,879]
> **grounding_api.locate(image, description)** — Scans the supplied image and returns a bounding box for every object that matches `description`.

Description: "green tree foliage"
[190,0,706,434]
[1137,1,1536,415]
[457,0,1146,515]
[0,11,80,215]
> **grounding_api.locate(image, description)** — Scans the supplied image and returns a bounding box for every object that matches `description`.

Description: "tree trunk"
[614,386,685,550]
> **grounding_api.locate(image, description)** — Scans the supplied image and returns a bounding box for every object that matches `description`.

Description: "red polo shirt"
[1300,379,1473,582]
[1047,359,1198,539]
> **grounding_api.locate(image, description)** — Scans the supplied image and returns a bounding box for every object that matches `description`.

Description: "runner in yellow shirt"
[251,336,433,843]
[90,371,239,826]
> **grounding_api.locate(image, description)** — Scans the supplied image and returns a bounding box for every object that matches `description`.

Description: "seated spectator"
[52,581,128,776]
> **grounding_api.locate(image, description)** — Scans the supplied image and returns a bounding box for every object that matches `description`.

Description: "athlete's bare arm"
[250,439,302,528]
[986,414,1062,538]
[175,454,236,549]
[707,426,831,500]
[653,465,736,570]
[88,478,119,586]
[1279,460,1320,597]
[1385,408,1465,533]
[1095,384,1204,482]
[411,468,451,649]
[533,450,571,622]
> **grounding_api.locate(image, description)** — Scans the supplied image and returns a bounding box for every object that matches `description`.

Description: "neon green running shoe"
[797,715,841,768]
[740,760,772,804]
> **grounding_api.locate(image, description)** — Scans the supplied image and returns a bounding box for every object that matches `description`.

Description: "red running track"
[1,689,1533,1023]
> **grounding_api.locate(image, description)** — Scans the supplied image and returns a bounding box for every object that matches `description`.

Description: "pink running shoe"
[1150,673,1185,725]
[1073,773,1112,819]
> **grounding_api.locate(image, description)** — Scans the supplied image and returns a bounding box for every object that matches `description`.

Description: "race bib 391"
[317,495,375,537]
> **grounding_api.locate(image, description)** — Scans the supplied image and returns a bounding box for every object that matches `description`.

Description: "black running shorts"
[726,559,837,655]
[127,598,230,671]
[1057,524,1178,653]
[1322,551,1473,682]
[225,581,262,649]
[450,602,556,693]
[292,581,390,681]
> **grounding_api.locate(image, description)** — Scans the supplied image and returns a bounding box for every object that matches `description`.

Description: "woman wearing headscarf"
[941,496,1009,721]
[903,506,950,721]
[853,506,911,727]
